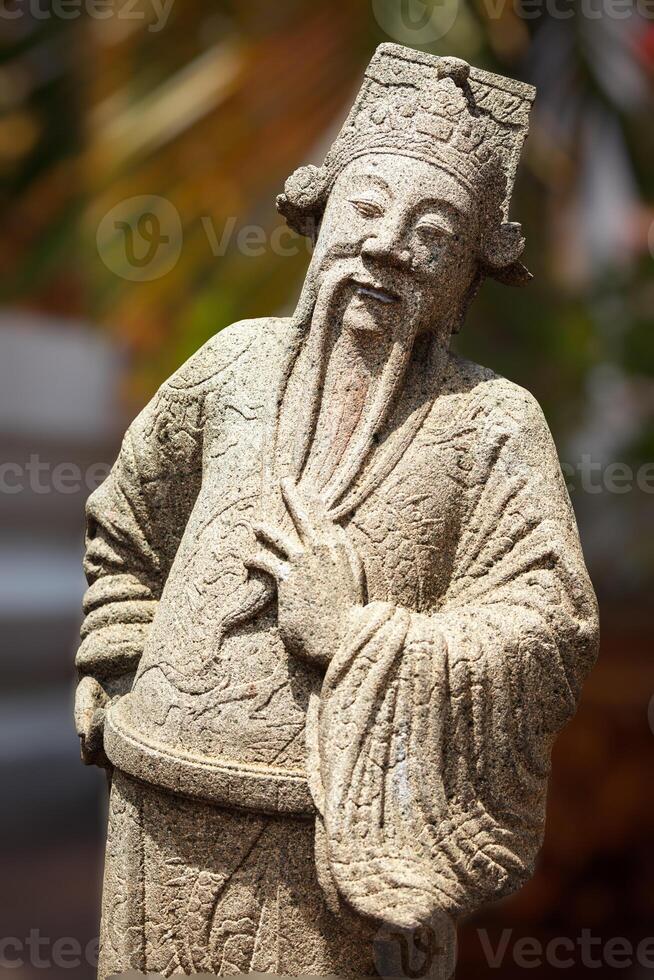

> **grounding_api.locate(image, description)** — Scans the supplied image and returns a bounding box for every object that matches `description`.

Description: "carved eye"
[416,218,453,239]
[349,197,384,218]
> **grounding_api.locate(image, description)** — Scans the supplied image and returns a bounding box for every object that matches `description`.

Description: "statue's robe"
[77,317,598,977]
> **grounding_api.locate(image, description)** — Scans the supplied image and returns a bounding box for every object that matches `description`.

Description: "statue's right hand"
[74,675,110,768]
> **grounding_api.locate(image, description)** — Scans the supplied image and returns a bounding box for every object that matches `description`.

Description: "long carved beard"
[279,256,422,512]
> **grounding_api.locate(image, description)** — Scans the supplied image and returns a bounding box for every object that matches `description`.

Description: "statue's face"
[314,153,479,343]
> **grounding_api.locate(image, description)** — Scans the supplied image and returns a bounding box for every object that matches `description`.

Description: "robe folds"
[77,315,598,967]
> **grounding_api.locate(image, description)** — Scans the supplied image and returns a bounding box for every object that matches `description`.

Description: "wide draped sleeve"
[307,382,599,931]
[76,380,205,685]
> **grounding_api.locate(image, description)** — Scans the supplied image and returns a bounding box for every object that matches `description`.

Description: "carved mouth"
[351,279,399,305]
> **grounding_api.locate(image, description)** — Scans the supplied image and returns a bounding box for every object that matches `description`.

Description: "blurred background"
[1,0,653,977]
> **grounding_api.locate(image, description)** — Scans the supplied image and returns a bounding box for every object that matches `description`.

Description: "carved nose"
[361,236,412,270]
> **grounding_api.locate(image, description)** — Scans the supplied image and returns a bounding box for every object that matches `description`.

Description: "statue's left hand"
[75,672,134,768]
[75,675,110,768]
[246,478,365,668]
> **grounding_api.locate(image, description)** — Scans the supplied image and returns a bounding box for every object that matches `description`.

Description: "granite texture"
[75,43,599,979]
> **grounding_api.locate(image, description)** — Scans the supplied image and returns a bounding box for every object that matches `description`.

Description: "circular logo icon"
[374,917,458,979]
[96,195,183,282]
[372,0,461,46]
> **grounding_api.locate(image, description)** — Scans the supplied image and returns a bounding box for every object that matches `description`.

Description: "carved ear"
[276,165,328,240]
[480,220,526,270]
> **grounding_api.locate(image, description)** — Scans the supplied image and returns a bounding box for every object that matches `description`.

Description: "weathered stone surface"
[76,43,599,979]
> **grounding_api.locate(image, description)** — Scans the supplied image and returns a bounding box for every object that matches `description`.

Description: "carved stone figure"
[75,44,599,979]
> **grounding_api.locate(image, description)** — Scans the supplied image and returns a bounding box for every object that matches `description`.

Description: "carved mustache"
[315,245,408,307]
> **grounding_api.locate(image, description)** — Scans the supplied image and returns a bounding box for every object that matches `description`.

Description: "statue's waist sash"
[104,698,315,817]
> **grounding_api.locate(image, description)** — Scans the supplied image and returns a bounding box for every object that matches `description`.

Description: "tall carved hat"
[277,43,536,286]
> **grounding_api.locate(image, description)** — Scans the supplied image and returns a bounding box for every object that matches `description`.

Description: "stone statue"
[75,43,599,979]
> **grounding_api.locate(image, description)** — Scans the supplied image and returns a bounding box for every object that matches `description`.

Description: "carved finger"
[343,538,366,600]
[331,528,366,602]
[245,552,289,583]
[252,522,302,560]
[280,477,320,543]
